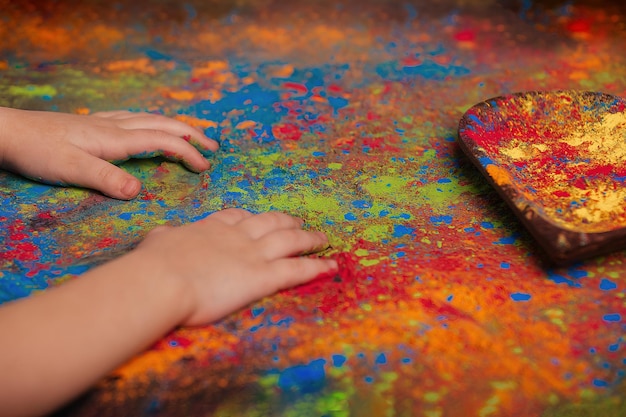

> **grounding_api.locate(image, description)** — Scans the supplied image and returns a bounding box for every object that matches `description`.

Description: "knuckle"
[55,155,82,184]
[146,128,169,139]
[97,165,119,183]
[264,211,287,225]
[146,225,172,238]
[222,207,249,219]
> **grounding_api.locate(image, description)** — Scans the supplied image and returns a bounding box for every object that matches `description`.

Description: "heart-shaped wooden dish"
[458,90,626,265]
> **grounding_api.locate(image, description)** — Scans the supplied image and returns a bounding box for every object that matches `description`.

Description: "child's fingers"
[265,257,338,292]
[236,211,304,239]
[92,111,218,152]
[114,114,219,151]
[204,208,253,225]
[91,111,139,119]
[117,129,213,172]
[256,229,329,259]
[56,150,142,200]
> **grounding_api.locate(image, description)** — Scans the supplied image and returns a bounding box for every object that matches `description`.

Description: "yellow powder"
[500,146,527,160]
[562,111,626,165]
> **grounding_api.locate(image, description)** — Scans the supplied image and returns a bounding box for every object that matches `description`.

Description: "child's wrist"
[120,247,196,328]
[0,107,12,168]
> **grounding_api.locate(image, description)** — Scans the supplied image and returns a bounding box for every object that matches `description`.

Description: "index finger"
[115,114,219,152]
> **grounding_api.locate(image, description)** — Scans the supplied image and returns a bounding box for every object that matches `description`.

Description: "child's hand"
[0,208,336,415]
[0,107,219,199]
[132,209,338,325]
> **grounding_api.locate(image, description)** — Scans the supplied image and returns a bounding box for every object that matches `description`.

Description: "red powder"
[566,19,591,33]
[572,177,587,189]
[1,242,39,261]
[272,123,302,141]
[401,56,422,67]
[282,82,308,94]
[454,30,475,42]
[327,84,344,94]
[417,298,475,322]
[366,111,379,121]
[585,165,614,177]
[97,237,120,249]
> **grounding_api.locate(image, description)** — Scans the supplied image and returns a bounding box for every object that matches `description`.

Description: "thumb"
[60,152,142,200]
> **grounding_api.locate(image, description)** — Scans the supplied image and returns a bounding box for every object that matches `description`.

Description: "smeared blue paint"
[478,156,494,166]
[223,191,243,202]
[194,83,283,141]
[251,307,265,317]
[592,378,609,387]
[328,96,349,114]
[332,354,346,367]
[567,268,588,279]
[599,279,617,291]
[495,234,517,245]
[603,313,621,323]
[468,114,485,127]
[249,324,263,332]
[547,271,582,288]
[403,60,470,80]
[510,292,531,301]
[264,175,288,188]
[376,353,387,365]
[278,359,326,393]
[375,353,387,365]
[267,315,294,328]
[352,200,372,209]
[430,215,453,225]
[118,212,133,220]
[375,59,470,82]
[144,49,173,61]
[393,224,415,237]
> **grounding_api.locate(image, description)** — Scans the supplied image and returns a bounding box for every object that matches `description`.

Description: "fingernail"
[122,179,140,198]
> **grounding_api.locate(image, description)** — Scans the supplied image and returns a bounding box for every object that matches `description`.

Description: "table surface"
[1,1,625,416]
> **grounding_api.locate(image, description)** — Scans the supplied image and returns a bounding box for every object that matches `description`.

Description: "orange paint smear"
[174,115,218,129]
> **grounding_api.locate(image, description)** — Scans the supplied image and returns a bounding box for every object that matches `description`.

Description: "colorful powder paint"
[1,1,626,417]
[459,90,626,263]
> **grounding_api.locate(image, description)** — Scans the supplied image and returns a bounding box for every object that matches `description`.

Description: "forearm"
[0,106,15,169]
[0,251,191,417]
